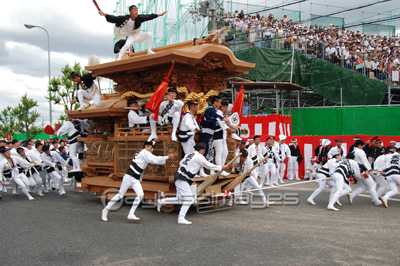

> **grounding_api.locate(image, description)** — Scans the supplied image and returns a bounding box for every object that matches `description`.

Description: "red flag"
[55,124,60,132]
[44,125,55,135]
[231,75,245,116]
[145,64,174,121]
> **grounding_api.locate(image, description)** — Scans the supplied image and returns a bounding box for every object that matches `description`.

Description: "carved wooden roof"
[86,43,255,95]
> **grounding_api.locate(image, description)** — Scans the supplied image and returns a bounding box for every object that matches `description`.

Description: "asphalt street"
[1,180,399,266]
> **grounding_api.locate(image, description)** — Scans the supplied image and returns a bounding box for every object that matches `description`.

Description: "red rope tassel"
[145,64,175,121]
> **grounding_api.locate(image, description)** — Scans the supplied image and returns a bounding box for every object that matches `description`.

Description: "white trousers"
[38,169,48,191]
[214,139,228,167]
[48,171,65,195]
[308,173,336,202]
[149,113,180,140]
[105,174,144,217]
[260,162,277,186]
[68,142,81,171]
[241,176,268,207]
[13,174,33,199]
[381,174,400,202]
[118,31,153,60]
[328,173,352,208]
[278,161,286,181]
[305,170,317,180]
[161,179,195,218]
[181,135,195,155]
[77,89,101,108]
[287,157,299,180]
[254,163,266,185]
[371,174,390,197]
[27,172,43,195]
[350,174,380,203]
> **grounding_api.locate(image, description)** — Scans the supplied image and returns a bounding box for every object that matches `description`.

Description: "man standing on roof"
[70,72,101,111]
[99,5,167,60]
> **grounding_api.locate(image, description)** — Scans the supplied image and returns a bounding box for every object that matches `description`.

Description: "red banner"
[237,115,400,179]
[238,114,292,140]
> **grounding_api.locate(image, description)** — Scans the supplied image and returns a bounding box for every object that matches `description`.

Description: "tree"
[48,62,88,111]
[0,106,23,139]
[56,113,68,128]
[14,94,41,140]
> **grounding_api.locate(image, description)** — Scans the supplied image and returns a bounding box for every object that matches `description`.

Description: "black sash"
[25,158,32,177]
[358,164,367,173]
[160,101,174,117]
[126,161,144,180]
[174,172,193,185]
[178,167,195,180]
[69,131,80,145]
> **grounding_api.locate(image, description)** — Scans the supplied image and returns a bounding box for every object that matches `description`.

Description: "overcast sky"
[0,0,398,127]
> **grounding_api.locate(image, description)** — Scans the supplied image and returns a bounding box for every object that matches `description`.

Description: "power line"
[244,0,307,16]
[300,0,392,24]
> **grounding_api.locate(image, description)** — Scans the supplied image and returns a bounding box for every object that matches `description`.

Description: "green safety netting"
[291,106,400,136]
[233,47,387,105]
[363,24,396,37]
[311,14,345,28]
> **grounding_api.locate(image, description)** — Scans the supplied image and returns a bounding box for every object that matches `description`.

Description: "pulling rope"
[223,177,331,197]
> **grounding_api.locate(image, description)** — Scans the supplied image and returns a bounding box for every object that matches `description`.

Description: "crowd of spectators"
[223,10,400,84]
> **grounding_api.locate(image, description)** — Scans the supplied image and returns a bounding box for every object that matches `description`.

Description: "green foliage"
[56,113,68,128]
[14,93,41,140]
[47,62,88,111]
[0,106,23,139]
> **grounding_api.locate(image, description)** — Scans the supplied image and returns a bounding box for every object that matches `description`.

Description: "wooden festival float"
[66,29,255,212]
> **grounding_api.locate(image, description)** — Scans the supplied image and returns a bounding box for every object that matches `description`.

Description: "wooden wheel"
[161,204,175,213]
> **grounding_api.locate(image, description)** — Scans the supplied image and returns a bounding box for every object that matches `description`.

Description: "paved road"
[1,180,399,266]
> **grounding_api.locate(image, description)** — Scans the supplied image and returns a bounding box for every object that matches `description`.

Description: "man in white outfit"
[178,101,200,155]
[32,143,49,192]
[233,149,275,207]
[262,137,280,187]
[277,135,291,183]
[348,140,382,206]
[16,147,44,197]
[327,153,358,211]
[0,147,34,200]
[214,100,230,176]
[372,152,390,198]
[127,100,150,130]
[70,72,101,111]
[40,145,67,196]
[247,135,266,185]
[148,88,183,142]
[157,142,228,225]
[307,154,341,205]
[102,141,174,222]
[379,148,400,208]
[305,157,320,180]
[328,139,347,159]
[99,5,167,59]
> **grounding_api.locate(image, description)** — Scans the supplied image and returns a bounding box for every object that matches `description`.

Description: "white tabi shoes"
[220,171,230,177]
[127,213,140,221]
[101,208,109,222]
[178,216,192,225]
